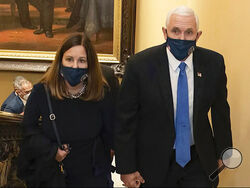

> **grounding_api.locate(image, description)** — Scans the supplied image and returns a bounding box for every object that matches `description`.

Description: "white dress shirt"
[167,48,195,146]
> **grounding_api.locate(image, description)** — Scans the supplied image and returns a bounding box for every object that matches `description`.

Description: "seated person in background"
[1,76,33,115]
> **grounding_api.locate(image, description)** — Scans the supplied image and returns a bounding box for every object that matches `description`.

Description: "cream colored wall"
[135,0,250,186]
[0,71,44,106]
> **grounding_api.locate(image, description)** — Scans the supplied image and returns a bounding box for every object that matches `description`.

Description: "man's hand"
[55,144,70,162]
[121,171,145,188]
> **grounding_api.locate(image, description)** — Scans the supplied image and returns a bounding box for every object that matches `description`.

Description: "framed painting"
[0,0,136,72]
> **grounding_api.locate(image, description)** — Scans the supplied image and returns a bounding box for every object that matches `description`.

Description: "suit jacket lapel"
[156,45,175,128]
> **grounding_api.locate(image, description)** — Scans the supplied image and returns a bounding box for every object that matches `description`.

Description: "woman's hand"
[55,144,70,162]
[121,171,145,188]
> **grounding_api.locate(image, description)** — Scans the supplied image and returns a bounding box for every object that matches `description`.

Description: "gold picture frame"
[0,0,136,72]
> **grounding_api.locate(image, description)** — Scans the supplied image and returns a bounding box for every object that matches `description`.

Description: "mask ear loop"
[60,71,64,78]
[80,74,88,83]
[194,33,199,41]
[59,62,64,78]
[188,33,199,54]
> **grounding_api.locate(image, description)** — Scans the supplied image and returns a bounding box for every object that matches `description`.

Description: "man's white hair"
[166,6,199,30]
[13,76,28,90]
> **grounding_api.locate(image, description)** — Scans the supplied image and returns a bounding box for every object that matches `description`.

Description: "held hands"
[55,144,70,162]
[121,171,145,188]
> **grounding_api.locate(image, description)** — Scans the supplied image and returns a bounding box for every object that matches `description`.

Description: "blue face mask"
[166,37,196,61]
[61,66,88,86]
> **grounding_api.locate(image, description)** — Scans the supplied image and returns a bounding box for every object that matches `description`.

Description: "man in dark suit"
[15,0,37,29]
[115,6,232,187]
[1,76,33,115]
[29,0,55,38]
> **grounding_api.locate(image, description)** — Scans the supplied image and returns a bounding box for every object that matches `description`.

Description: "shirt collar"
[166,47,193,71]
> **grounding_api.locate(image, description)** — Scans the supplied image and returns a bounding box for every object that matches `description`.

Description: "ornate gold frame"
[0,0,136,72]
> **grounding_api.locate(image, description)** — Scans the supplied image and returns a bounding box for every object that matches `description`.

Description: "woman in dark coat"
[17,33,118,187]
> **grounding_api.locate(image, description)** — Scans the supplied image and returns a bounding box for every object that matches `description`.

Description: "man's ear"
[196,31,202,41]
[162,27,168,40]
[15,89,21,95]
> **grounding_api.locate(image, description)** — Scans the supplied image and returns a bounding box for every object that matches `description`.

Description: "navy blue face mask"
[166,37,196,61]
[61,66,88,86]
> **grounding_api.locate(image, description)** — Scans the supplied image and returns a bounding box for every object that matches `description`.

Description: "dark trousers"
[67,0,75,9]
[65,173,113,187]
[67,0,90,29]
[164,146,218,187]
[15,0,32,26]
[29,0,55,31]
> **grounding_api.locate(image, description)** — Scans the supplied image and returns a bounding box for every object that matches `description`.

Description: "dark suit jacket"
[1,91,24,114]
[115,43,232,186]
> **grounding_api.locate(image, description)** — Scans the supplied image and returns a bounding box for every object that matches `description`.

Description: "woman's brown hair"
[40,33,107,101]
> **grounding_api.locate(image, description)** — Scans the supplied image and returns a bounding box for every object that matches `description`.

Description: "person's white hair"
[13,76,28,90]
[166,6,199,30]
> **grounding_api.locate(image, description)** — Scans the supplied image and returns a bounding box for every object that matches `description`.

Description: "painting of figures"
[0,0,114,54]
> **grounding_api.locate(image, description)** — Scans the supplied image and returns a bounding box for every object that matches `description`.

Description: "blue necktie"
[175,62,191,167]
